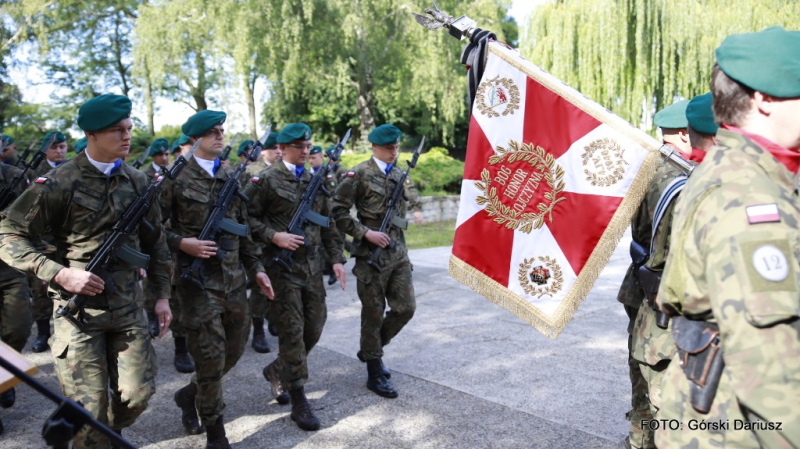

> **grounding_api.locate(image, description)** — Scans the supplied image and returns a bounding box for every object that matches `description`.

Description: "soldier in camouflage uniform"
[165,110,273,448]
[0,160,33,427]
[0,134,19,165]
[331,124,422,399]
[140,138,195,373]
[630,92,717,424]
[616,100,691,449]
[171,134,192,163]
[657,27,800,448]
[245,123,345,431]
[25,131,70,354]
[0,94,173,449]
[243,131,282,353]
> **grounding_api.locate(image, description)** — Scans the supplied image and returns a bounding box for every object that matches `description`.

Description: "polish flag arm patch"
[746,203,780,224]
[35,177,48,184]
[346,171,355,178]
[251,176,260,183]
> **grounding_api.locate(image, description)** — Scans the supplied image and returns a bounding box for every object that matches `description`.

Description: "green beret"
[326,145,337,157]
[310,145,322,155]
[686,93,719,136]
[716,26,800,98]
[181,110,226,137]
[74,137,87,153]
[171,134,190,154]
[369,124,403,146]
[78,94,132,131]
[2,135,13,145]
[653,100,689,129]
[277,123,312,144]
[41,131,66,151]
[264,131,279,149]
[237,140,254,156]
[149,138,170,156]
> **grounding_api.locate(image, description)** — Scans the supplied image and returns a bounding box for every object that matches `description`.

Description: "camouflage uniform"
[163,156,264,425]
[245,162,343,390]
[25,161,60,324]
[244,162,276,324]
[0,163,32,352]
[241,159,269,187]
[140,162,184,338]
[657,129,800,448]
[331,158,420,361]
[629,161,687,420]
[0,152,172,449]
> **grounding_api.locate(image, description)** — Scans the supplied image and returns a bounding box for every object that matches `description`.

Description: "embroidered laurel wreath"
[581,137,628,187]
[518,256,564,298]
[476,75,521,118]
[474,141,566,234]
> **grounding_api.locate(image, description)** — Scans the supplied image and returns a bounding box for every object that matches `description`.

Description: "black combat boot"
[251,318,270,353]
[174,383,205,435]
[357,350,390,378]
[110,429,123,449]
[173,336,195,373]
[147,312,159,337]
[327,273,337,285]
[205,415,231,449]
[262,360,289,405]
[0,387,15,408]
[0,417,4,436]
[267,320,278,337]
[366,358,398,399]
[288,387,320,431]
[32,319,50,353]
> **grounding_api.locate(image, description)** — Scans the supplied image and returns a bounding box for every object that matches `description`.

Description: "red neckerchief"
[723,124,800,174]
[664,142,691,160]
[689,148,706,163]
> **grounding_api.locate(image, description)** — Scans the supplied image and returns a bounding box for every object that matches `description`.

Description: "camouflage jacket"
[245,161,344,269]
[0,162,29,281]
[25,159,59,183]
[241,159,270,187]
[630,161,687,365]
[331,158,421,267]
[0,152,172,309]
[162,156,264,292]
[142,162,167,179]
[657,129,800,447]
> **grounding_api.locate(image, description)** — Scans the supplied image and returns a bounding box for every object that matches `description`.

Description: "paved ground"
[0,230,634,448]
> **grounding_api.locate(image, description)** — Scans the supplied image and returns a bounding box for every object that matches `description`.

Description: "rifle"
[15,142,36,167]
[55,141,199,330]
[272,128,351,272]
[131,146,150,169]
[180,128,269,289]
[0,135,55,211]
[219,135,239,161]
[366,137,424,271]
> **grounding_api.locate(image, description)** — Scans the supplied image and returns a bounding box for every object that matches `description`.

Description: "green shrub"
[338,147,463,196]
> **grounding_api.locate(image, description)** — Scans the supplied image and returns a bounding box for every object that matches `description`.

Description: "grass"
[405,220,456,250]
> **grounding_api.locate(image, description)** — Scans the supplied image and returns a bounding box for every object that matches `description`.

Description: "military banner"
[450,41,662,338]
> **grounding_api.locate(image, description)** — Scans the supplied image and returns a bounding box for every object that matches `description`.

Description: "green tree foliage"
[521,0,800,129]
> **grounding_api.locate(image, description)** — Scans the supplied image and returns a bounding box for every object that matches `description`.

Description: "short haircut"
[688,126,714,150]
[711,63,754,127]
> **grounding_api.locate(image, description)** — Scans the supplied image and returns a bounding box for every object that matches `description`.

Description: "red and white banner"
[450,42,662,338]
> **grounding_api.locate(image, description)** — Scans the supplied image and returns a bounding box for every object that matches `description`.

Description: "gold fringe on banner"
[448,44,663,339]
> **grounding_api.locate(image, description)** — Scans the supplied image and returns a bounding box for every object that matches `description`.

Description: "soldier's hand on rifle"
[54,268,105,296]
[179,237,218,258]
[365,229,391,248]
[413,211,423,225]
[154,298,173,338]
[255,272,275,300]
[139,268,147,279]
[272,232,304,251]
[333,263,346,290]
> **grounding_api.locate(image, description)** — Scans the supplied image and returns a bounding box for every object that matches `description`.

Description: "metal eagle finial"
[412,2,477,41]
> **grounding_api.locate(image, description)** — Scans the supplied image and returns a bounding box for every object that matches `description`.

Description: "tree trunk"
[356,83,375,142]
[243,74,257,139]
[193,51,208,110]
[145,76,155,135]
[112,12,130,98]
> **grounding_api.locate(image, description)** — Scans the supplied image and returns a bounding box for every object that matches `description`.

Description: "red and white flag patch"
[251,176,260,183]
[35,177,48,184]
[746,203,780,224]
[346,171,355,178]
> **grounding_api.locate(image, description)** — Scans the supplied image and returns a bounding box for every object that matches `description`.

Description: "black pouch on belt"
[637,266,670,329]
[672,316,725,413]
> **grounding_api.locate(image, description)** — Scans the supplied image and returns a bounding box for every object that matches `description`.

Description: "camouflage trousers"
[51,302,157,449]
[144,279,184,337]
[0,273,32,352]
[352,259,415,360]
[249,276,277,324]
[29,273,52,322]
[624,305,655,449]
[272,259,327,391]
[178,282,249,426]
